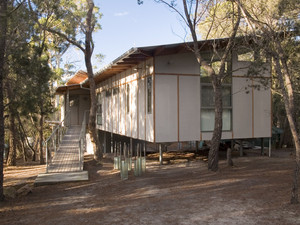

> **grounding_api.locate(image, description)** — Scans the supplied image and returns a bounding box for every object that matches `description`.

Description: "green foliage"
[198,0,241,39]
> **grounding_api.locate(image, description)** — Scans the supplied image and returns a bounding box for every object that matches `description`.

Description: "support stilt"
[159,144,163,165]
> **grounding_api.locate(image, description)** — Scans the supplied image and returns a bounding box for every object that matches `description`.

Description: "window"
[113,87,119,95]
[97,93,102,125]
[147,76,152,114]
[238,49,254,62]
[105,89,111,97]
[200,60,232,132]
[126,84,130,114]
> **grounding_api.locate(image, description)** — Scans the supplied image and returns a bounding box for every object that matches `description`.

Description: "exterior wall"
[232,77,253,138]
[96,50,271,143]
[96,59,154,142]
[155,52,201,142]
[231,52,272,139]
[253,79,272,138]
[155,75,178,142]
[154,51,271,143]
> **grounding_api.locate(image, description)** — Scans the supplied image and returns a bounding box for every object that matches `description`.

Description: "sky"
[63,0,189,73]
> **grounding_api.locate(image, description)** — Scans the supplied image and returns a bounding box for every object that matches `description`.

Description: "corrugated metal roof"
[55,70,88,94]
[90,38,230,85]
[58,38,231,92]
[66,70,88,85]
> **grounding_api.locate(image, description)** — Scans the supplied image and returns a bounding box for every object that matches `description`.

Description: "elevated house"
[56,39,272,154]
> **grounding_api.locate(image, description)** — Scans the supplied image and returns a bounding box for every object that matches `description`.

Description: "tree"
[149,0,240,171]
[0,0,8,201]
[233,0,300,204]
[3,0,55,165]
[28,0,103,160]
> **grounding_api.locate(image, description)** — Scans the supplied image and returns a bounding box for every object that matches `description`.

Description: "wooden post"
[113,140,116,156]
[261,138,264,156]
[66,89,70,126]
[269,138,272,157]
[130,138,133,158]
[196,141,199,154]
[159,144,163,165]
[110,133,113,153]
[103,132,106,154]
[240,140,243,157]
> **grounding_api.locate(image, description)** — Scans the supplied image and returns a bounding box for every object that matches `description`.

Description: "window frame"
[200,59,232,132]
[96,92,103,126]
[146,76,153,114]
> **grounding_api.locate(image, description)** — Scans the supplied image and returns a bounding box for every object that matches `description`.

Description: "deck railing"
[45,111,70,173]
[79,110,89,171]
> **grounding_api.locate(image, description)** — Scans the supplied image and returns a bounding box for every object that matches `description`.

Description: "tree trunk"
[85,0,102,160]
[32,135,39,161]
[39,110,45,164]
[0,0,7,201]
[227,147,233,167]
[7,113,16,166]
[6,81,17,166]
[208,78,223,171]
[274,54,300,204]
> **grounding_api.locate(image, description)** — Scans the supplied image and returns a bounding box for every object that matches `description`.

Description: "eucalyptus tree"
[147,0,241,171]
[28,0,103,160]
[0,0,8,202]
[234,0,300,204]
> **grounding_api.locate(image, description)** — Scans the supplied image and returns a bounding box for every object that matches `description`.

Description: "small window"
[238,51,254,62]
[200,61,231,83]
[97,93,102,125]
[147,76,152,114]
[105,89,111,97]
[113,87,119,95]
[126,84,130,114]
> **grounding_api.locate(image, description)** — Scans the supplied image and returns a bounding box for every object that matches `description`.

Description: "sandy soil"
[1,148,300,225]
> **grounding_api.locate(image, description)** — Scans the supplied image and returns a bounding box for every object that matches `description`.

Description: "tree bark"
[208,79,223,171]
[227,147,234,167]
[85,0,102,160]
[7,112,16,166]
[39,104,45,164]
[274,54,300,204]
[6,81,17,166]
[0,0,8,201]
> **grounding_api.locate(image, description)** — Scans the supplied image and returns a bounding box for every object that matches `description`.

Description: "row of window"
[96,76,153,126]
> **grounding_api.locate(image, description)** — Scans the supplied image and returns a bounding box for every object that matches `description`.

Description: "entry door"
[70,96,79,125]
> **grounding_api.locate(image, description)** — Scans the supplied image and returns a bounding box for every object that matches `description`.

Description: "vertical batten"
[153,57,156,143]
[177,75,180,142]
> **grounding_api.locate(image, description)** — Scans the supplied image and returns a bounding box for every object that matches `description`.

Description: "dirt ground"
[1,148,300,225]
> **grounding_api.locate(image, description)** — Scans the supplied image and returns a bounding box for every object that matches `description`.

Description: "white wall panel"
[155,53,199,75]
[232,77,252,139]
[131,80,138,139]
[138,78,146,140]
[179,76,200,141]
[119,75,126,136]
[155,75,178,142]
[253,79,271,137]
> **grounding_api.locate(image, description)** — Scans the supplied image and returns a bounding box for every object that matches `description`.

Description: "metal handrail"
[45,110,70,173]
[78,110,89,171]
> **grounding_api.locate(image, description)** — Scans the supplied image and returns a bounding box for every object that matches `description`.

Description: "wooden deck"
[35,126,89,185]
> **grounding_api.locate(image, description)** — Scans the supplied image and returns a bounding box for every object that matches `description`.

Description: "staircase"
[47,126,82,173]
[35,126,88,186]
